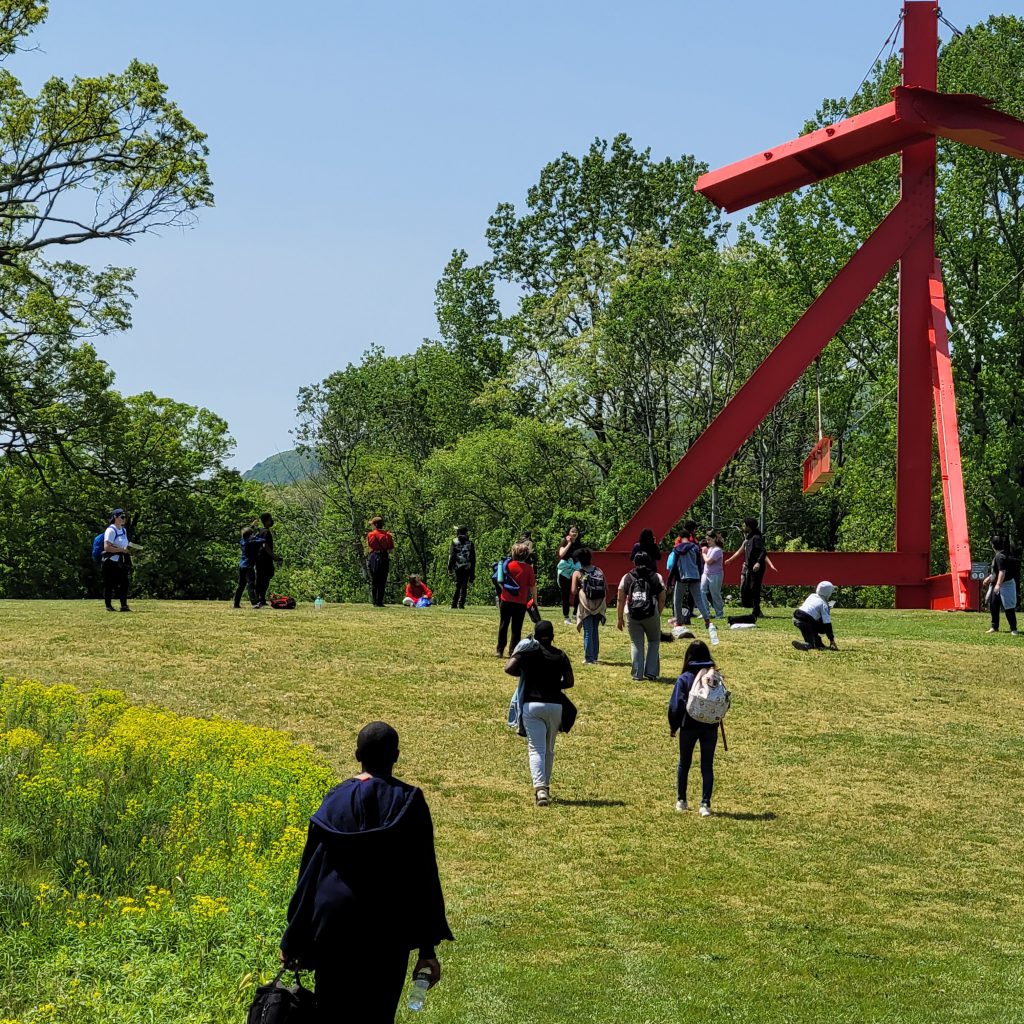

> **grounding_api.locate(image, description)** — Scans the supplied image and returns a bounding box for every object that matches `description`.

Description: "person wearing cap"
[280,722,453,1023]
[504,620,574,807]
[102,509,132,612]
[792,582,839,651]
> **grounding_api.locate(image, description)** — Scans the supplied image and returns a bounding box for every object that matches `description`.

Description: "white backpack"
[685,667,731,724]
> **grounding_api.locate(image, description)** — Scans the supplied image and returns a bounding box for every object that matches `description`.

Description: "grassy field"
[2,599,1023,1023]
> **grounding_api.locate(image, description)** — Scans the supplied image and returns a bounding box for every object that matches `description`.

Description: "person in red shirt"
[403,576,433,607]
[367,516,395,607]
[496,542,537,656]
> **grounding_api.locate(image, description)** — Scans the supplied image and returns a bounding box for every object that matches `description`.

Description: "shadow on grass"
[556,798,627,808]
[716,811,777,822]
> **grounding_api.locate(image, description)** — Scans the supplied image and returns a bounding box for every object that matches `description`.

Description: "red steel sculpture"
[598,1,1024,611]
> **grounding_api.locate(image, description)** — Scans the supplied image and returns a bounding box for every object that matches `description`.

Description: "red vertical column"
[895,1,938,609]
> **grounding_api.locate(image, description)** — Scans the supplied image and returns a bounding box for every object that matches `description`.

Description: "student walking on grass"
[668,640,721,817]
[280,722,452,1024]
[984,535,1019,635]
[505,620,574,807]
[667,529,711,631]
[617,551,667,681]
[496,542,537,657]
[701,532,726,619]
[571,548,607,664]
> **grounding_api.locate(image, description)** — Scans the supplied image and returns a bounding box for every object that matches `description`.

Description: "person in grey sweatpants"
[616,551,668,681]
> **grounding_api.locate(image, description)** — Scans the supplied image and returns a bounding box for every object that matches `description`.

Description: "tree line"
[2,7,1021,604]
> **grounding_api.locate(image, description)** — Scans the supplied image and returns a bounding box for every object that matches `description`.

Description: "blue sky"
[15,1,1001,470]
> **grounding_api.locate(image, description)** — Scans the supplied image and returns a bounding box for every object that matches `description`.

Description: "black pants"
[101,559,129,609]
[253,558,275,605]
[793,610,834,647]
[233,566,258,607]
[678,718,719,806]
[990,591,1018,632]
[742,569,766,617]
[558,575,580,619]
[315,947,408,1023]
[451,569,471,608]
[497,601,528,655]
[368,552,389,606]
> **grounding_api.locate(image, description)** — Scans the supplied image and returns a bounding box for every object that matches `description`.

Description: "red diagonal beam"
[928,261,973,610]
[608,196,932,549]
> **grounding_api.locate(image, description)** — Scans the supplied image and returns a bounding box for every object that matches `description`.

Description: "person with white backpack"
[668,640,730,817]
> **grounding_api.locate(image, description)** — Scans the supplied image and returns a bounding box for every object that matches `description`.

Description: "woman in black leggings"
[668,640,721,817]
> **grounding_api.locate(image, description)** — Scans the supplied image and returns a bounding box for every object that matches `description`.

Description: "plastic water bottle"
[407,971,431,1012]
[708,622,719,646]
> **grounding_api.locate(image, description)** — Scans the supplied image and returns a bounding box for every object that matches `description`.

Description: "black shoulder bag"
[247,965,316,1024]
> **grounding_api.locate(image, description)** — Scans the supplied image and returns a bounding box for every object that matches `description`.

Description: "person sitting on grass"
[792,581,839,651]
[279,722,452,1024]
[403,575,433,608]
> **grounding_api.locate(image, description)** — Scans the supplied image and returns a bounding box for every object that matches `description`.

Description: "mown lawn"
[2,599,1023,1023]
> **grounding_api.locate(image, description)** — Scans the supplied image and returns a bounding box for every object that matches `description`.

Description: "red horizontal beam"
[593,551,930,590]
[696,101,925,212]
[894,87,1024,160]
[695,87,1024,213]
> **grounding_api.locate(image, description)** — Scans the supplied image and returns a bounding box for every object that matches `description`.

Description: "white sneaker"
[986,628,998,634]
[1012,631,1020,636]
[564,617,572,626]
[675,799,688,812]
[699,804,712,817]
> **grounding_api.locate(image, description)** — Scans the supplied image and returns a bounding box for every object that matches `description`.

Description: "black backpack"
[246,967,316,1024]
[452,538,473,571]
[580,566,606,600]
[627,570,656,619]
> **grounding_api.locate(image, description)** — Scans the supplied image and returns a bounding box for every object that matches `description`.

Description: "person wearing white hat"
[792,582,838,651]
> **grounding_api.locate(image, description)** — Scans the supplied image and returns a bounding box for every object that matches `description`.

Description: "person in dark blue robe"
[280,722,453,1023]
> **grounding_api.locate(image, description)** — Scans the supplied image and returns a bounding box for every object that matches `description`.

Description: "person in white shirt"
[102,508,132,612]
[792,581,838,651]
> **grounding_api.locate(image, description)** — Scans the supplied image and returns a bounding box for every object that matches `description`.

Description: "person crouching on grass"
[403,575,433,607]
[792,581,839,651]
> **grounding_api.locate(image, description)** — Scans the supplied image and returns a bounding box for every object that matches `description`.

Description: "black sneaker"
[104,606,116,612]
[120,606,131,613]
[792,640,810,651]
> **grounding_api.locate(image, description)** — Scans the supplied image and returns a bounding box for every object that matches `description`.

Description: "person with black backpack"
[571,548,606,664]
[447,526,475,609]
[616,551,667,681]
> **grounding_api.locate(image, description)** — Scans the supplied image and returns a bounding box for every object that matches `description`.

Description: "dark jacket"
[280,775,453,968]
[668,661,715,732]
[743,532,767,575]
